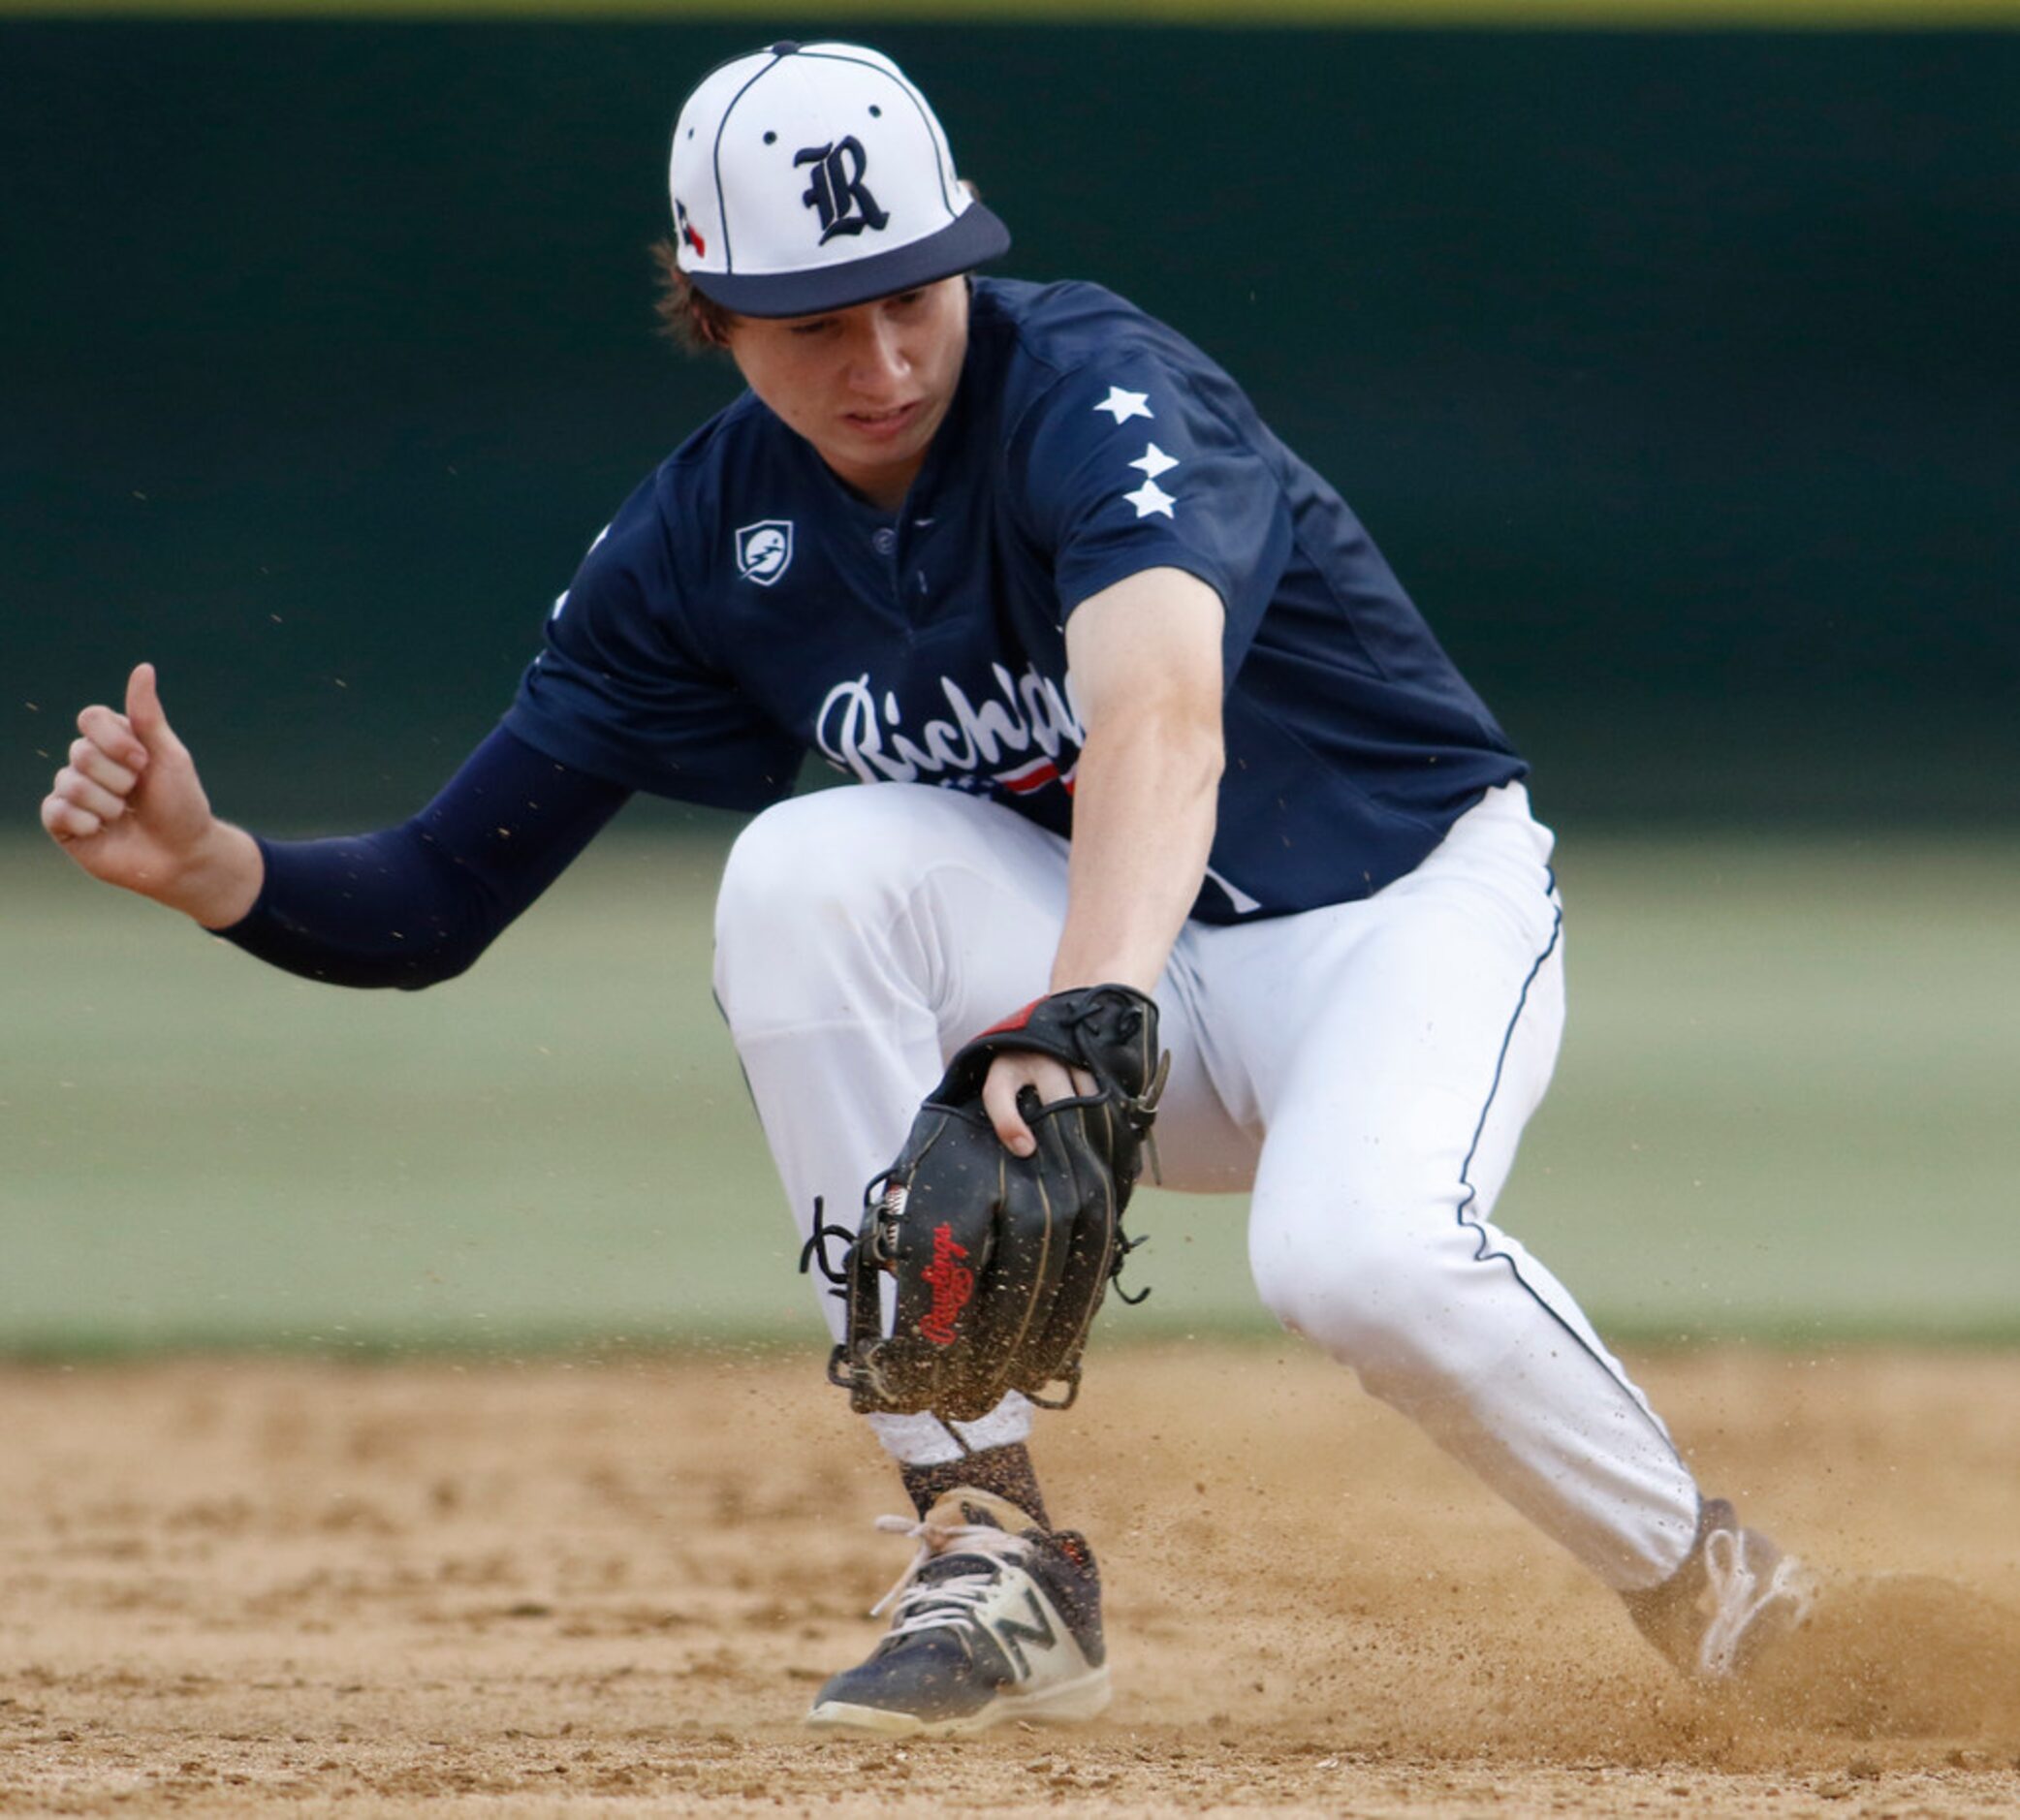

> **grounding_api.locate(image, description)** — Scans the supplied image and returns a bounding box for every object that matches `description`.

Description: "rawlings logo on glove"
[918,1223,975,1347]
[802,984,1167,1425]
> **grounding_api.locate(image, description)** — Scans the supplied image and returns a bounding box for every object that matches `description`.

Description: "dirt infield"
[5,1344,2018,1817]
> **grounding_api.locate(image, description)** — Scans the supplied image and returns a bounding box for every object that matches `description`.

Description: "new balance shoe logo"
[990,1588,1059,1679]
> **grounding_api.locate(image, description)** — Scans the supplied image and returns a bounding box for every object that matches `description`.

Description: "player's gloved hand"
[41,663,262,927]
[806,984,1168,1425]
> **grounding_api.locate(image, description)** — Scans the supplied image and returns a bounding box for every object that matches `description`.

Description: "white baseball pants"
[711,780,1700,1592]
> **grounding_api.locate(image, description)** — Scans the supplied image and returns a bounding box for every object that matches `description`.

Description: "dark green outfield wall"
[5,24,2015,831]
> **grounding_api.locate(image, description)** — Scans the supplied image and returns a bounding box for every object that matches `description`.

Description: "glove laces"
[867,1513,1035,1635]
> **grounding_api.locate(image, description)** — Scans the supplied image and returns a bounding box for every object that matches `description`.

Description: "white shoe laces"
[867,1513,1036,1638]
[1696,1526,1813,1678]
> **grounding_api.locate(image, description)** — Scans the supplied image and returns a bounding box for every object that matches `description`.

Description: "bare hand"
[40,664,260,926]
[982,1051,1096,1158]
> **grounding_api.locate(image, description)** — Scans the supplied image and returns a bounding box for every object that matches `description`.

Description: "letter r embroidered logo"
[794,138,890,243]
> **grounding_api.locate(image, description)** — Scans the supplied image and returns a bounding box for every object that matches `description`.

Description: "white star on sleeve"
[1129,442,1180,481]
[1123,477,1177,518]
[1094,386,1153,425]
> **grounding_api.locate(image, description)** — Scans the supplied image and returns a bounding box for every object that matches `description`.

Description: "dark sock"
[900,1442,1053,1531]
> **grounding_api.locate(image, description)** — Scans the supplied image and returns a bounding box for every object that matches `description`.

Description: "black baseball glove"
[803,984,1168,1427]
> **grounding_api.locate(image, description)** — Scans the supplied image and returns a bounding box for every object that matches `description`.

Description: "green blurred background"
[5,6,2017,1355]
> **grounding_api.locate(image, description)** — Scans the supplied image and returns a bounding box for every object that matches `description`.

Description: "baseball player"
[43,42,1813,1736]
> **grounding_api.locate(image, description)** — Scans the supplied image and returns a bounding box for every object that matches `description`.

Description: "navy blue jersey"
[506,277,1523,921]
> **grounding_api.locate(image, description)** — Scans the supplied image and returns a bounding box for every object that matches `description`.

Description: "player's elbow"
[393,908,512,988]
[1135,706,1224,816]
[1089,686,1223,789]
[394,947,485,990]
[1177,707,1225,797]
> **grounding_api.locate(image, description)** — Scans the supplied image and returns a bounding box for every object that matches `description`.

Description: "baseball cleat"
[804,1487,1111,1737]
[1623,1496,1817,1679]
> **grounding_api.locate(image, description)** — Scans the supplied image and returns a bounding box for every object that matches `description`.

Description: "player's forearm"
[215,727,631,990]
[219,825,501,988]
[1049,706,1222,995]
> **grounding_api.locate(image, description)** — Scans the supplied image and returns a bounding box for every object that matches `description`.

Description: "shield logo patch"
[735,519,795,587]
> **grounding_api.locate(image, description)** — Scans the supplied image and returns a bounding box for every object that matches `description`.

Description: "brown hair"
[649,238,737,351]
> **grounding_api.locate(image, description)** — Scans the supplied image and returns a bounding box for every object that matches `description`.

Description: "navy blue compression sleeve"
[216,727,632,988]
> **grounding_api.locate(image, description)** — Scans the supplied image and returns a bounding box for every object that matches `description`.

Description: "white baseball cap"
[668,41,1011,318]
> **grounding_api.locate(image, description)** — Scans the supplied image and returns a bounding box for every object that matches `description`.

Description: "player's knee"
[717,793,887,942]
[716,800,801,932]
[713,792,934,1022]
[1247,1204,1469,1367]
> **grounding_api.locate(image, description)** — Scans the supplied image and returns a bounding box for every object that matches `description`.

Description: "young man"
[42,41,1812,1737]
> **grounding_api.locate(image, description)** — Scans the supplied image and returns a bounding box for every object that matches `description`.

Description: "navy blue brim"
[687,203,1011,318]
